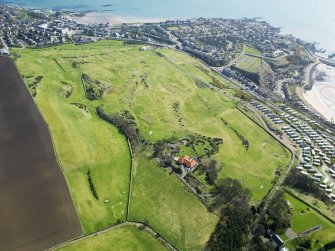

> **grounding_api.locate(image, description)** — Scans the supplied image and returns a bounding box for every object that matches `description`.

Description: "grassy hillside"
[14,40,290,250]
[129,155,217,250]
[58,225,167,251]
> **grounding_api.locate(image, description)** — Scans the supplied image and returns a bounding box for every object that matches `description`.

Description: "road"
[321,164,335,187]
[304,59,319,89]
[229,45,246,66]
[244,52,287,61]
[17,39,26,49]
[126,139,134,220]
[294,51,321,113]
[164,28,183,49]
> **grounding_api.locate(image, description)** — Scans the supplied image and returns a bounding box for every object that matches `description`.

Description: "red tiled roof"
[178,156,198,169]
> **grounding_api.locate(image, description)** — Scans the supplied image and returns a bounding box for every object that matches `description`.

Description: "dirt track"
[0,57,81,251]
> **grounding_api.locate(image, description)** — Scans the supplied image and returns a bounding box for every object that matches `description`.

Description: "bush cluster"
[87,170,99,200]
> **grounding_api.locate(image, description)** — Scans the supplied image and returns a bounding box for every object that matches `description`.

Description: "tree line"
[96,106,140,151]
[206,179,253,251]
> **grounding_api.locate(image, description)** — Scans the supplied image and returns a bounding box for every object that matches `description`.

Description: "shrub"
[87,169,99,200]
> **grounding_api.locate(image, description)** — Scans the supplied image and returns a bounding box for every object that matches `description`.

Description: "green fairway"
[58,225,167,251]
[214,109,290,200]
[284,193,335,250]
[238,55,261,73]
[13,40,290,249]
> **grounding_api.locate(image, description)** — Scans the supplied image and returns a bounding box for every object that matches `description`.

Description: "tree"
[204,160,218,184]
[296,238,312,250]
[250,235,275,251]
[96,107,140,151]
[210,178,251,210]
[285,169,330,203]
[207,179,252,251]
[264,190,291,232]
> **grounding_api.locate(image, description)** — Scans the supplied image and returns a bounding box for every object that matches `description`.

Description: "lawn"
[245,45,262,56]
[179,145,196,156]
[286,188,335,221]
[237,55,261,73]
[167,26,180,31]
[13,40,291,249]
[58,225,167,251]
[284,193,335,250]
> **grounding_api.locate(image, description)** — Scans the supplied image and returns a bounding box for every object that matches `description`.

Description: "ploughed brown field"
[0,57,81,251]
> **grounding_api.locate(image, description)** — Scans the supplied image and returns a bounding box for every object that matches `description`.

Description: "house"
[266,229,285,250]
[178,156,198,169]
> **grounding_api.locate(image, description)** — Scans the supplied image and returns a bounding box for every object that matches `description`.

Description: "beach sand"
[303,64,335,122]
[69,12,165,25]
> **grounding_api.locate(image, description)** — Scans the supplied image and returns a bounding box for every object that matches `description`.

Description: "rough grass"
[58,225,167,251]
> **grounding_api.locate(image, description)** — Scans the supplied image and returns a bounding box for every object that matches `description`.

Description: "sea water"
[2,0,335,55]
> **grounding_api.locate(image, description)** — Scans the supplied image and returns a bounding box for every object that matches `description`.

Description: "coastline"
[303,64,335,122]
[68,12,166,25]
